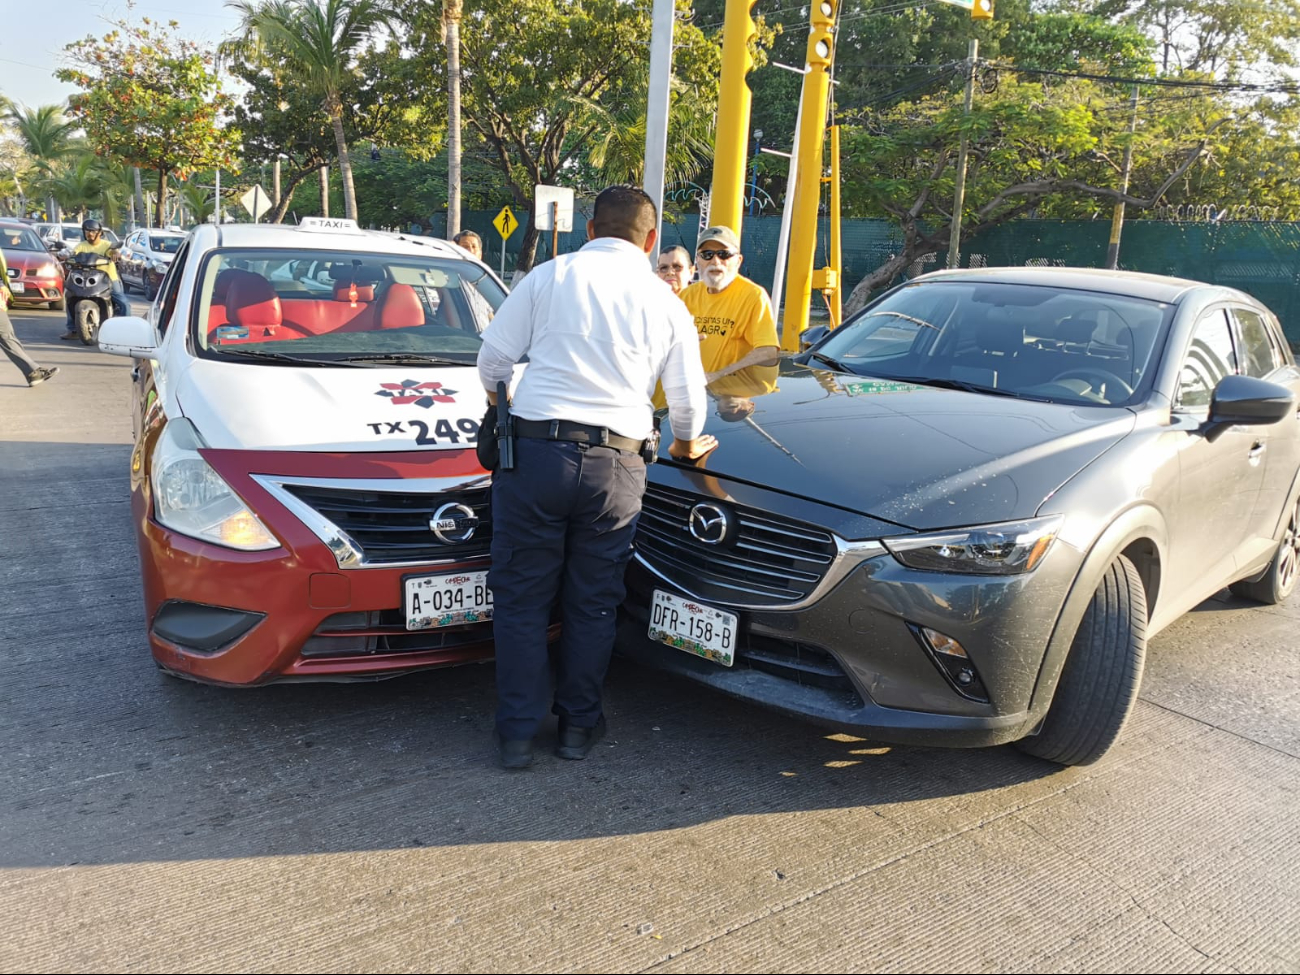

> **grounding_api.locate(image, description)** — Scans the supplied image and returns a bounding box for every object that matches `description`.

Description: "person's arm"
[705,345,780,383]
[476,272,535,404]
[661,306,717,460]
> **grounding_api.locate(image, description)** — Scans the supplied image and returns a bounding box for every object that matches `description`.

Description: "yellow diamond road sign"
[493,206,518,240]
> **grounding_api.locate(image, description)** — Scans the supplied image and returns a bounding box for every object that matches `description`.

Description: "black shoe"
[555,715,606,761]
[493,731,533,770]
[26,366,58,386]
[59,331,78,341]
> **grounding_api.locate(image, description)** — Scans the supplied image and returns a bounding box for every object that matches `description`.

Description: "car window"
[156,239,191,337]
[1177,309,1237,409]
[149,236,183,254]
[0,227,45,251]
[815,281,1174,406]
[1233,307,1282,379]
[190,246,506,366]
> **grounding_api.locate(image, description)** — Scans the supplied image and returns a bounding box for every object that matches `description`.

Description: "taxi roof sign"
[298,217,365,234]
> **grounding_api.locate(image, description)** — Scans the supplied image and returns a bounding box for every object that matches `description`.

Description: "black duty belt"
[514,418,645,453]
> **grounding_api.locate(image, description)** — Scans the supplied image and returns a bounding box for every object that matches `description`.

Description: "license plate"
[9,281,23,293]
[404,571,493,630]
[648,589,737,667]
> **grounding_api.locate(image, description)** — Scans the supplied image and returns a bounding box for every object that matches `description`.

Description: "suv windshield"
[815,280,1175,406]
[192,247,505,365]
[149,236,183,254]
[0,227,45,251]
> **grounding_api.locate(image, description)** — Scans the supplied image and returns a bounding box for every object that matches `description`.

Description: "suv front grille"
[636,483,838,607]
[284,484,491,565]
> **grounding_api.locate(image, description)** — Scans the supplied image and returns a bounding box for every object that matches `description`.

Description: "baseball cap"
[697,225,741,253]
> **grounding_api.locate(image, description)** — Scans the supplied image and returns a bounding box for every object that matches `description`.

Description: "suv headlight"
[884,516,1062,575]
[151,260,168,273]
[151,419,280,551]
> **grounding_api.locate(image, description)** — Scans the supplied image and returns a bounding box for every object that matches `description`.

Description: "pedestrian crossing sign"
[493,206,518,240]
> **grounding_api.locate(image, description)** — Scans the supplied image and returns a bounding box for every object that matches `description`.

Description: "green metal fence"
[444,210,1300,342]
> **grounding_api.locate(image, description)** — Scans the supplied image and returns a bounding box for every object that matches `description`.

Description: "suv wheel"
[1230,495,1300,605]
[1017,554,1147,766]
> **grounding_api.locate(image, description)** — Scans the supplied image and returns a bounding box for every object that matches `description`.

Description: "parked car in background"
[0,220,65,310]
[118,229,185,299]
[618,267,1300,767]
[42,222,121,247]
[96,217,520,686]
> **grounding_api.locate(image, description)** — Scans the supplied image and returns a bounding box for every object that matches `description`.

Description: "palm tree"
[5,103,76,221]
[227,0,394,222]
[443,0,463,238]
[42,154,105,222]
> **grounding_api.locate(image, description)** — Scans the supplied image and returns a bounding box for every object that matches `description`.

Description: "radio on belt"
[496,380,515,470]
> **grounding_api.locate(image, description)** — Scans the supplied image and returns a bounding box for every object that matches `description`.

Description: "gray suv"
[618,268,1300,766]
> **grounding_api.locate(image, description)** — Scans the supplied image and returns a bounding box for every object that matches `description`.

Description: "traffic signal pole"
[709,0,758,236]
[780,1,836,351]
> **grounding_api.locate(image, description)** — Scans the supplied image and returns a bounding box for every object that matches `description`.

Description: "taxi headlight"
[884,516,1062,575]
[151,419,280,551]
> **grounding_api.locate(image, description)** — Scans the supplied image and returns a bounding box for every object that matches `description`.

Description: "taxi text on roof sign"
[298,217,366,234]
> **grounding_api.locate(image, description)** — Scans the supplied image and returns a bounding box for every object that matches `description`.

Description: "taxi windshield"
[192,247,505,365]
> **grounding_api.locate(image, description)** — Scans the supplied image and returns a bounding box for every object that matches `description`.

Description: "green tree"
[4,104,76,221]
[227,0,396,222]
[1057,0,1300,76]
[401,0,721,271]
[838,76,1223,310]
[57,19,239,227]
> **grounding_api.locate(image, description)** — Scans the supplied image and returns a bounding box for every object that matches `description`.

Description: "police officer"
[476,185,716,769]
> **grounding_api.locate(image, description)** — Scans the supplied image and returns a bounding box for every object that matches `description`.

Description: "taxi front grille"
[284,484,492,565]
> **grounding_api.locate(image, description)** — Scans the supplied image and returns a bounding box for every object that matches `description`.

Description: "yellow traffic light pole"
[709,0,758,236]
[779,1,836,351]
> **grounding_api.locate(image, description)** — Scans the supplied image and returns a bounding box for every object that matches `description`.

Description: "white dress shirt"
[476,236,707,441]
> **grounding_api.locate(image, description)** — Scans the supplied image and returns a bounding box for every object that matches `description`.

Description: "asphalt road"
[1,303,1297,974]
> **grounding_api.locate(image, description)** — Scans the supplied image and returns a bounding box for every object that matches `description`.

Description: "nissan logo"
[688,503,731,546]
[429,502,478,544]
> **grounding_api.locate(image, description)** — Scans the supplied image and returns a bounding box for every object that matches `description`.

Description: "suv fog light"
[913,624,989,703]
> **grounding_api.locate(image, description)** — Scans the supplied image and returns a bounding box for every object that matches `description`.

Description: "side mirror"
[1203,374,1294,442]
[98,316,158,359]
[800,325,830,352]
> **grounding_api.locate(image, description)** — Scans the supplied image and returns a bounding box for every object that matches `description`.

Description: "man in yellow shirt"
[679,225,779,382]
[61,219,128,339]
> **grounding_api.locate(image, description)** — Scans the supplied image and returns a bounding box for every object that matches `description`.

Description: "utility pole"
[272,158,281,210]
[1106,85,1140,270]
[780,0,838,351]
[214,168,221,225]
[444,0,464,239]
[946,38,979,269]
[642,0,675,255]
[133,168,146,230]
[709,0,759,237]
[319,164,330,218]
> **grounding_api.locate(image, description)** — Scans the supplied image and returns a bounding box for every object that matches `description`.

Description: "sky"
[0,0,245,110]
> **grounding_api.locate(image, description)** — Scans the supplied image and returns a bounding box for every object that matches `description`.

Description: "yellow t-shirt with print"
[72,238,119,281]
[681,275,778,375]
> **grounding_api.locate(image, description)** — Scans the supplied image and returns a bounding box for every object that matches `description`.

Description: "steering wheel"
[1050,367,1134,399]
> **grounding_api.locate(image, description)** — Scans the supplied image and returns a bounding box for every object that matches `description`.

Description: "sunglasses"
[697,249,736,261]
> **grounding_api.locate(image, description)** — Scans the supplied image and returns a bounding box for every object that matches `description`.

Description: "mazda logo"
[429,502,478,544]
[688,503,730,546]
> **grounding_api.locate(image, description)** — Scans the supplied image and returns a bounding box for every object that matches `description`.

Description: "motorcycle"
[59,247,117,345]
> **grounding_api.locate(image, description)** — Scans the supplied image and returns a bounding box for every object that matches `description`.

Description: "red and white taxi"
[98,218,518,685]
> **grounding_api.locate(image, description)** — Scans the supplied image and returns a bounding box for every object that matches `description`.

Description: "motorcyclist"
[61,218,129,340]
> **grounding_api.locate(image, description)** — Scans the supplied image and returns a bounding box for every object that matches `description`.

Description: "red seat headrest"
[333,282,375,303]
[214,267,263,305]
[380,284,425,329]
[226,274,282,327]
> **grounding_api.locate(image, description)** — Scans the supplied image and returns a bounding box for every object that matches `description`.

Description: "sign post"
[493,205,518,278]
[534,185,574,262]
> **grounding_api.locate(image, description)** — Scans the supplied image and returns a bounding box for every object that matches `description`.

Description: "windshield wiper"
[809,351,850,372]
[329,352,471,366]
[212,348,354,367]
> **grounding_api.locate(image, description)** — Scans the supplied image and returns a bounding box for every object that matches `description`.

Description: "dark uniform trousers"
[488,436,647,740]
